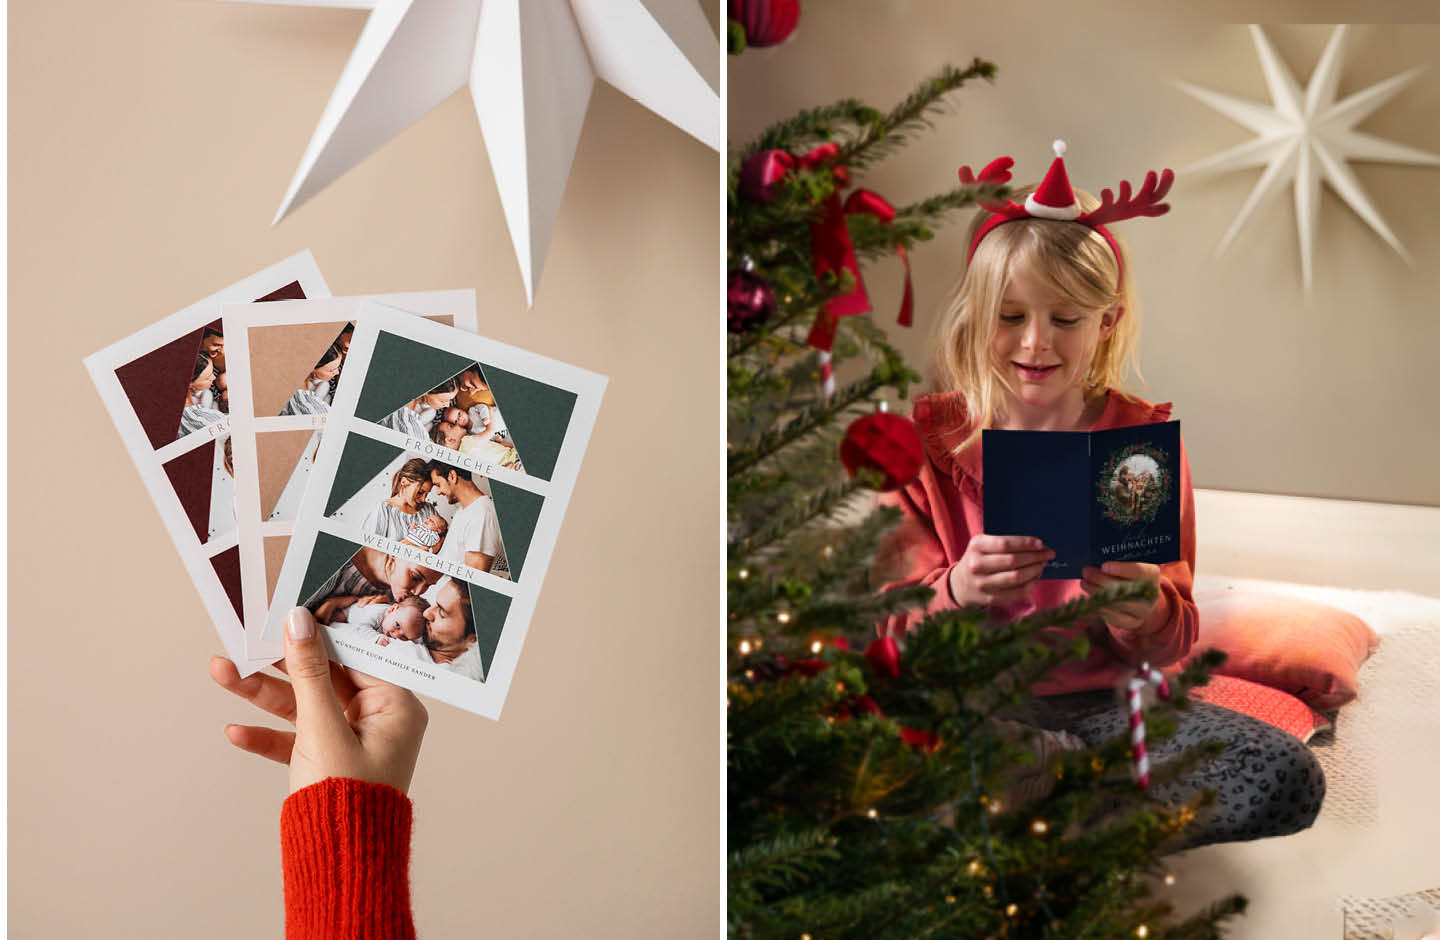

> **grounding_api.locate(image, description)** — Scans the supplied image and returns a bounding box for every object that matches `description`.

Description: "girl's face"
[988,260,1117,417]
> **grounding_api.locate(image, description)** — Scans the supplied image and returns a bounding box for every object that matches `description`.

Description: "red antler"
[958,156,1025,217]
[957,156,1014,186]
[1077,168,1175,226]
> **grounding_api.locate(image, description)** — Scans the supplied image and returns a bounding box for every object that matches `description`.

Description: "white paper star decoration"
[1175,25,1440,291]
[235,0,720,304]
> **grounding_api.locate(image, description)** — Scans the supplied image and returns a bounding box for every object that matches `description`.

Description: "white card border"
[225,291,479,662]
[263,301,607,718]
[83,251,331,677]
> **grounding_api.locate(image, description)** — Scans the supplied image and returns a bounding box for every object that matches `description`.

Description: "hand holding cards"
[261,302,605,719]
[88,256,606,718]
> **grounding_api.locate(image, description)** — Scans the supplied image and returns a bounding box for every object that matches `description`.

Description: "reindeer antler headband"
[960,141,1175,289]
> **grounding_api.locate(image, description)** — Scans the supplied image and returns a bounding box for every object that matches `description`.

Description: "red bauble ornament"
[840,412,924,491]
[864,636,902,679]
[729,0,800,48]
[727,269,776,333]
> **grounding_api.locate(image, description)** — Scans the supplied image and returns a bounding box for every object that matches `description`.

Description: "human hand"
[948,534,1055,608]
[1080,561,1163,633]
[210,607,428,795]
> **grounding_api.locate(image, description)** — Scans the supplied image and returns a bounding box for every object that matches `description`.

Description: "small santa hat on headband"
[1024,140,1082,220]
[959,141,1176,286]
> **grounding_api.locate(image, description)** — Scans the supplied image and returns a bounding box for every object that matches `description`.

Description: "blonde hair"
[930,185,1144,455]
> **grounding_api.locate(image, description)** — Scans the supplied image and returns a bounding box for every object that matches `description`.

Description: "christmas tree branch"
[740,99,882,161]
[729,477,872,559]
[837,60,998,173]
[728,369,891,477]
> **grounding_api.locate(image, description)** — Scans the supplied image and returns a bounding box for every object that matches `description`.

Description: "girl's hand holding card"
[948,534,1056,607]
[1080,561,1163,633]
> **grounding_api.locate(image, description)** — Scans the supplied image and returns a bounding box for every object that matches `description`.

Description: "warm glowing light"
[811,640,823,653]
[945,895,956,904]
[1136,926,1149,938]
[866,808,878,818]
[1031,820,1048,834]
[821,545,835,558]
[1006,904,1018,917]
[737,568,749,580]
[988,800,1003,815]
[967,860,981,876]
[744,669,755,680]
[1163,874,1176,886]
[777,611,792,624]
[739,640,752,655]
[835,681,845,693]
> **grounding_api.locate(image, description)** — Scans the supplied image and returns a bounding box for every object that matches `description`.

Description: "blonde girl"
[875,143,1323,848]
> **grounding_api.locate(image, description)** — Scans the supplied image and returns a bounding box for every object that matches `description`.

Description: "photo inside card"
[299,532,511,684]
[250,320,353,418]
[323,443,544,583]
[112,280,304,451]
[353,330,581,481]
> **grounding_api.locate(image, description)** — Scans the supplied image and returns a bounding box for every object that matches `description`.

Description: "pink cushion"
[1184,593,1379,710]
[1188,674,1330,742]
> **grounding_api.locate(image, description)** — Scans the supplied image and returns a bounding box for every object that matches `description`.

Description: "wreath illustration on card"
[1096,443,1172,526]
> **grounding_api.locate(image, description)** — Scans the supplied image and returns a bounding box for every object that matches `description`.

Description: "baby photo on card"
[264,302,606,718]
[83,252,330,676]
[223,292,478,661]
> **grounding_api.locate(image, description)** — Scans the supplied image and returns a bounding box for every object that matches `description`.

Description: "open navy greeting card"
[983,421,1181,579]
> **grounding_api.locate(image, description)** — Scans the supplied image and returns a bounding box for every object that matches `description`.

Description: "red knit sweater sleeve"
[281,777,416,940]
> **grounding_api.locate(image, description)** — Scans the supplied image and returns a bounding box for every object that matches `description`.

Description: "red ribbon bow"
[740,146,913,352]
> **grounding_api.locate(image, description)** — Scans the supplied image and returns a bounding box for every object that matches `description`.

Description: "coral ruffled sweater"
[874,389,1198,695]
[281,777,416,939]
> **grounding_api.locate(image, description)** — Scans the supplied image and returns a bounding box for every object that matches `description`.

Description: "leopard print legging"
[1028,691,1326,849]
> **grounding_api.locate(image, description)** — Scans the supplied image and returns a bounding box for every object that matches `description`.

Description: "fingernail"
[287,607,315,641]
[1031,539,1043,550]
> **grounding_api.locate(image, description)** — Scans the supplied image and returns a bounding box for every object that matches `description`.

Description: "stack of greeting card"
[85,252,606,718]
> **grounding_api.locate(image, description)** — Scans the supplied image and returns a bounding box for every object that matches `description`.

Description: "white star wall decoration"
[234,0,720,304]
[1175,24,1440,291]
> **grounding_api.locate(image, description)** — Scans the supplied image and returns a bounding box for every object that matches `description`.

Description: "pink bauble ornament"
[727,269,776,333]
[728,0,800,48]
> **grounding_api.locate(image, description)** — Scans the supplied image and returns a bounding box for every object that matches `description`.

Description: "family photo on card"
[262,301,605,718]
[84,252,331,677]
[221,291,478,661]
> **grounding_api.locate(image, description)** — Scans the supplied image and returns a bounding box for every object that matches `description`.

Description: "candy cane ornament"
[1127,662,1171,789]
[818,350,835,399]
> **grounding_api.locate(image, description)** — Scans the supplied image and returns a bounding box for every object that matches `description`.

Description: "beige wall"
[8,1,719,936]
[731,4,1440,506]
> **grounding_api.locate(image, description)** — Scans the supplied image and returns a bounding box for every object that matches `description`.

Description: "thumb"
[284,607,349,738]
